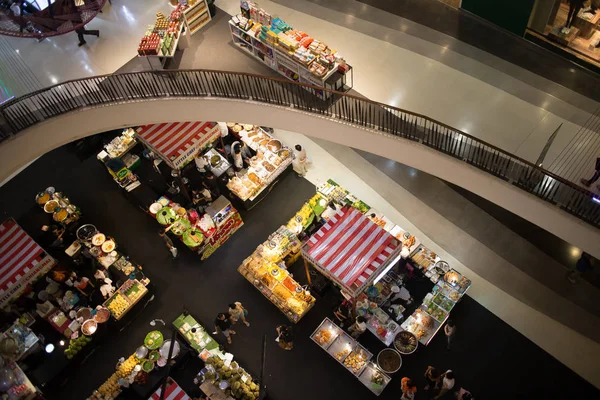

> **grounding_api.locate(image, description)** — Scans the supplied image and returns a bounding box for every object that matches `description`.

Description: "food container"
[101,240,116,253]
[53,208,68,222]
[76,224,97,241]
[36,192,50,205]
[92,233,106,246]
[93,307,110,323]
[76,307,92,321]
[394,330,418,355]
[82,319,98,336]
[135,346,149,359]
[44,200,59,213]
[159,340,180,359]
[377,348,402,373]
[149,203,163,214]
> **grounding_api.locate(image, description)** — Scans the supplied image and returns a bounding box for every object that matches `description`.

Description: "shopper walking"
[580,157,600,188]
[292,144,309,177]
[347,316,367,339]
[444,320,456,350]
[229,302,250,326]
[568,252,592,283]
[75,25,100,47]
[214,313,236,344]
[434,370,455,399]
[400,377,417,400]
[276,325,294,350]
[158,230,178,259]
[423,365,441,391]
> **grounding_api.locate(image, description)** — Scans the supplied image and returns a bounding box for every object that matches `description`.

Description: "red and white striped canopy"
[304,207,399,296]
[136,121,220,169]
[149,378,191,400]
[0,219,56,307]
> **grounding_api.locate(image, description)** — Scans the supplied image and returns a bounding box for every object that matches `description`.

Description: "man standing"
[568,252,592,283]
[158,230,178,259]
[214,313,236,344]
[444,320,456,350]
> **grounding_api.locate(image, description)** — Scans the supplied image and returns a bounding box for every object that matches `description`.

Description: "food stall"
[400,268,471,346]
[150,195,243,260]
[238,225,315,323]
[226,125,293,210]
[66,224,152,322]
[0,218,57,308]
[230,2,353,99]
[91,329,189,400]
[3,362,38,400]
[97,128,141,192]
[135,121,221,171]
[301,206,403,301]
[311,318,391,396]
[35,187,81,227]
[173,312,261,400]
[1,322,39,361]
[314,179,471,347]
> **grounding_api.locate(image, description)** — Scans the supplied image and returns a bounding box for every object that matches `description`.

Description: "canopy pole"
[303,257,312,285]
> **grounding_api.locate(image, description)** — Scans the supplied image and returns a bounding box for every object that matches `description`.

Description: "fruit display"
[205,356,260,400]
[343,347,370,374]
[237,223,313,323]
[93,374,119,399]
[117,355,139,378]
[394,331,418,354]
[105,293,129,319]
[314,328,335,346]
[64,335,92,359]
[121,280,147,303]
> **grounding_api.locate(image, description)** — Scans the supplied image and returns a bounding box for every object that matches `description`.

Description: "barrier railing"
[1,69,599,228]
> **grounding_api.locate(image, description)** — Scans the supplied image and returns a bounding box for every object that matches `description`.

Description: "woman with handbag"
[228,302,250,327]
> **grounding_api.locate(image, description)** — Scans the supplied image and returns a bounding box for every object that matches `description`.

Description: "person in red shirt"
[401,377,417,399]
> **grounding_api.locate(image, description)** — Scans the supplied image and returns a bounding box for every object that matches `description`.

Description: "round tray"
[377,348,402,374]
[144,331,163,350]
[393,331,419,355]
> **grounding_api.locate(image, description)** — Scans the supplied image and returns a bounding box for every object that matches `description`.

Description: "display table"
[311,318,391,396]
[574,9,600,39]
[173,313,224,359]
[228,7,353,100]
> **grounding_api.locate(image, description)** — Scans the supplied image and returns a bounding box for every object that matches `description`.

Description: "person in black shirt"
[214,313,236,344]
[276,325,294,350]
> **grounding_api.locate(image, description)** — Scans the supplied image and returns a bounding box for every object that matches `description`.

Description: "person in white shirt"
[434,370,455,399]
[348,316,367,339]
[10,1,21,16]
[292,144,308,176]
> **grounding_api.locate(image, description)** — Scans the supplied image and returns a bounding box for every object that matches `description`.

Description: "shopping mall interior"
[1,1,600,400]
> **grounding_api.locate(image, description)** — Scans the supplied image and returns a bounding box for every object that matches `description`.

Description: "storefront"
[527,0,600,66]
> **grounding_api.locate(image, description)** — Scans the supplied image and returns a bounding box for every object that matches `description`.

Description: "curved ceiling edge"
[2,97,599,258]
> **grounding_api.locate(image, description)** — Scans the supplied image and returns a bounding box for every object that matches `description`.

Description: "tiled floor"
[2,0,600,389]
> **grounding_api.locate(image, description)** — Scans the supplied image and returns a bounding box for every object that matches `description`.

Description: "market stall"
[238,225,315,323]
[97,128,141,192]
[66,224,152,322]
[301,206,402,299]
[183,0,212,36]
[230,2,353,99]
[3,362,38,400]
[225,125,293,210]
[151,195,243,260]
[135,121,221,170]
[173,312,261,400]
[0,218,57,307]
[311,318,391,396]
[91,329,189,400]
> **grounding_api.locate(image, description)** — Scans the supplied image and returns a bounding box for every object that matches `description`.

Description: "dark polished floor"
[1,135,598,400]
[352,0,600,101]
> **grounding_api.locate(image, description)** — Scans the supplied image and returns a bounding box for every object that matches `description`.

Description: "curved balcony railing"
[0,69,599,228]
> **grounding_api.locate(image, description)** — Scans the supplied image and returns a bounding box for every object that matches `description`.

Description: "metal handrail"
[1,68,599,228]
